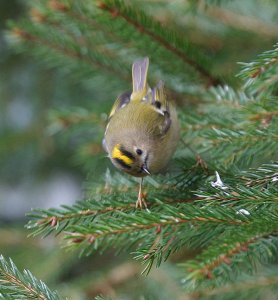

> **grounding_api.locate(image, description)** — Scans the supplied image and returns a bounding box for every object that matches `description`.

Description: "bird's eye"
[136,149,143,155]
[154,101,161,109]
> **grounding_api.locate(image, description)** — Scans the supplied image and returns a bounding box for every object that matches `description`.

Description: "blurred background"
[0,1,83,220]
[0,0,277,299]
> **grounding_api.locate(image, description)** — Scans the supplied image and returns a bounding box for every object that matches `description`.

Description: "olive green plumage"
[103,57,179,207]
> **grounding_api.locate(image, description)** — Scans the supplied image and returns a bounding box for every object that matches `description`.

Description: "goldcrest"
[103,57,180,208]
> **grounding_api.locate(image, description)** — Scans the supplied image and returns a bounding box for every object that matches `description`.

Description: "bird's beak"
[142,166,151,175]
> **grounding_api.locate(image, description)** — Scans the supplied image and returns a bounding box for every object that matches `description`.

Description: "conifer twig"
[188,274,278,299]
[98,0,221,86]
[11,27,128,81]
[238,43,278,83]
[36,203,136,227]
[183,226,277,281]
[67,214,247,246]
[190,232,276,279]
[0,255,63,300]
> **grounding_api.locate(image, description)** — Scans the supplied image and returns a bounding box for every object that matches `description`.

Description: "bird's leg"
[136,178,147,208]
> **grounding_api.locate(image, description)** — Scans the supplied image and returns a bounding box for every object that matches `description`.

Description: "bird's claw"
[136,192,147,209]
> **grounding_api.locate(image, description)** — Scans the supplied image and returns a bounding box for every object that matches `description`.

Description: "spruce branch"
[10,26,129,82]
[36,1,131,78]
[239,163,278,188]
[27,195,198,238]
[26,162,277,276]
[187,270,278,299]
[195,163,278,206]
[207,85,254,106]
[249,110,278,122]
[238,43,278,93]
[238,42,278,81]
[46,0,122,44]
[27,198,137,237]
[6,4,278,293]
[182,224,277,282]
[98,0,221,86]
[8,0,222,97]
[198,126,278,167]
[37,0,206,94]
[133,201,277,276]
[179,84,278,169]
[62,202,251,255]
[26,171,198,238]
[0,255,63,300]
[47,108,105,134]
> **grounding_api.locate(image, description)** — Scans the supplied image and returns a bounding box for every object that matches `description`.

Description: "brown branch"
[30,4,215,102]
[35,189,275,235]
[36,197,197,228]
[199,194,278,202]
[250,60,278,79]
[38,203,136,227]
[47,2,219,97]
[98,2,221,87]
[0,273,48,300]
[68,216,247,244]
[187,230,276,280]
[249,110,278,121]
[188,275,278,299]
[241,173,278,188]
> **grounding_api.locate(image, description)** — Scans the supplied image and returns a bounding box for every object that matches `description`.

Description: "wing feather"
[154,80,168,111]
[153,81,171,135]
[108,91,131,120]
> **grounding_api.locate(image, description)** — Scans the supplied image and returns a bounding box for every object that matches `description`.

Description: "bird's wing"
[103,91,131,153]
[106,58,172,142]
[152,80,171,135]
[108,91,131,120]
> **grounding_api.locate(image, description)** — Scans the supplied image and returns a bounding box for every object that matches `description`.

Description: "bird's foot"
[136,192,147,209]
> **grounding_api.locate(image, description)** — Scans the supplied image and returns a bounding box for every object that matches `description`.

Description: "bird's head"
[111,143,151,177]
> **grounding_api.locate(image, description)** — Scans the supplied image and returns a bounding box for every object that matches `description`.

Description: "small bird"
[103,57,179,208]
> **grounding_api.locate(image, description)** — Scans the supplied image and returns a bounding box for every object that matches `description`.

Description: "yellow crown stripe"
[112,145,133,165]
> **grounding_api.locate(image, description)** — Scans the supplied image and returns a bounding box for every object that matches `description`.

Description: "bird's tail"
[131,57,149,101]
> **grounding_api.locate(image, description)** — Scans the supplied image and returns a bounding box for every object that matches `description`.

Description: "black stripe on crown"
[114,158,132,169]
[119,146,135,160]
